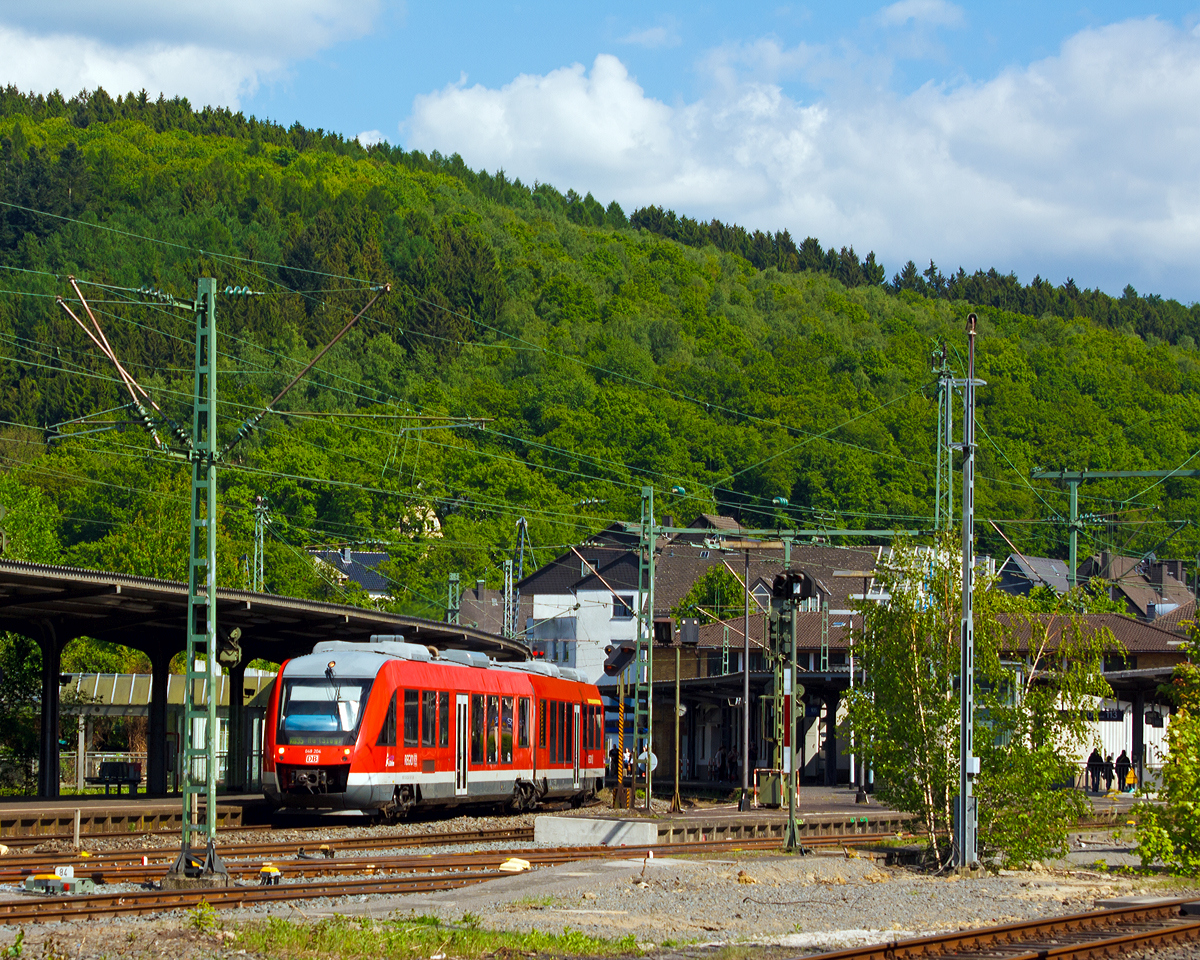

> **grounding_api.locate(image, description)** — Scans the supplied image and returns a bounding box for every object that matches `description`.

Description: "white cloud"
[619,25,681,49]
[407,19,1200,296]
[0,1,379,109]
[874,0,965,29]
[357,129,385,147]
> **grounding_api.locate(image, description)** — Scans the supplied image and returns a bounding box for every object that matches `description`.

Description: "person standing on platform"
[1086,747,1103,793]
[1103,755,1115,792]
[1115,750,1131,791]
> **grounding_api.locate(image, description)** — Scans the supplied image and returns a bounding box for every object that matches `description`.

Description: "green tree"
[0,473,61,562]
[845,539,1115,868]
[671,566,746,623]
[1136,629,1200,873]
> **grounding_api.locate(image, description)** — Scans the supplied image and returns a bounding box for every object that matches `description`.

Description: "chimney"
[476,578,486,599]
[340,546,352,564]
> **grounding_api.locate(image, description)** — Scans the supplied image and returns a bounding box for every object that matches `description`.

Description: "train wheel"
[378,786,416,824]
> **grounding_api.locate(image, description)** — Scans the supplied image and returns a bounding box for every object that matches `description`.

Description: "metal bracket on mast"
[168,277,227,884]
[633,487,655,811]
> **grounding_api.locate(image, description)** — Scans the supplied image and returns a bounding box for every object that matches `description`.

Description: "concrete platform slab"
[535,817,657,846]
[1095,895,1191,909]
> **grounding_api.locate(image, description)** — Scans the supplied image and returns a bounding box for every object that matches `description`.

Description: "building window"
[581,558,599,576]
[612,594,634,619]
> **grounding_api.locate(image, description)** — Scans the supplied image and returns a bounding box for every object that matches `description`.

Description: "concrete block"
[535,816,657,847]
[1095,896,1186,910]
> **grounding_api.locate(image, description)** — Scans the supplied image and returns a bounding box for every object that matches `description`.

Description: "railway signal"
[603,642,637,676]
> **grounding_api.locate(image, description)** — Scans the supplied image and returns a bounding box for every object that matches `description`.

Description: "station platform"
[594,784,909,845]
[0,792,271,839]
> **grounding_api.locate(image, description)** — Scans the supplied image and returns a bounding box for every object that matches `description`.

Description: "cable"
[0,199,377,287]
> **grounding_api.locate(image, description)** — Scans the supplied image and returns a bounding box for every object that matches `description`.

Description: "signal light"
[603,642,637,676]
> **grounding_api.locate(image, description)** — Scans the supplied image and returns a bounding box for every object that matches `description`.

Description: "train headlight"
[343,747,351,757]
[277,747,285,756]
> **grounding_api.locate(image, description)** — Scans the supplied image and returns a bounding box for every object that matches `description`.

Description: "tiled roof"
[1077,553,1194,618]
[1153,598,1196,635]
[992,612,1184,654]
[310,550,390,595]
[997,554,1072,594]
[519,545,630,594]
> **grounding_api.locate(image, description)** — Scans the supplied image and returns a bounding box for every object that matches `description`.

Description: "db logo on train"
[304,753,321,764]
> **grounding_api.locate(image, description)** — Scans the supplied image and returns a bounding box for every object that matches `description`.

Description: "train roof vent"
[557,667,584,682]
[438,649,490,669]
[313,640,431,661]
[497,659,559,677]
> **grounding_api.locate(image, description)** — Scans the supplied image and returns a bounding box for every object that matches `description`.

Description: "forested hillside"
[1,86,1199,628]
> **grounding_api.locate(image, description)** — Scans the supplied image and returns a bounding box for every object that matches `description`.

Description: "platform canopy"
[0,559,529,662]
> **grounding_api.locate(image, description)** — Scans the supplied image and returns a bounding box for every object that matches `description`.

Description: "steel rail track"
[800,898,1200,960]
[0,832,904,886]
[0,825,537,870]
[0,870,500,923]
[0,825,906,879]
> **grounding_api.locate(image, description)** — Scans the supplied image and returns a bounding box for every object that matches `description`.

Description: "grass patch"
[238,914,639,960]
[508,895,559,910]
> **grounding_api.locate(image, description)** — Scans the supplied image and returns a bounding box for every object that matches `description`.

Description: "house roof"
[310,549,390,595]
[997,554,1073,594]
[1077,553,1194,618]
[1153,598,1196,635]
[989,612,1185,655]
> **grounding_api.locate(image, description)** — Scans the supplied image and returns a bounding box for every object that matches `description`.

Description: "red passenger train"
[263,638,606,818]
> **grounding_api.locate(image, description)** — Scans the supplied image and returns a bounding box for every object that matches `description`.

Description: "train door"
[572,703,581,789]
[455,694,469,797]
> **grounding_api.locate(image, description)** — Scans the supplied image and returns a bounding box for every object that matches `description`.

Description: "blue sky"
[4,2,1200,301]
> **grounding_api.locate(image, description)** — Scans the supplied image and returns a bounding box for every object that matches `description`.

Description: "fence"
[3,749,263,794]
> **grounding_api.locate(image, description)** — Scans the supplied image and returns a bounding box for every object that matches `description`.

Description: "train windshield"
[277,677,373,746]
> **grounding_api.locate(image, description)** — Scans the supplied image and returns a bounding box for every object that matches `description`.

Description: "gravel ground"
[336,850,1198,947]
[1,817,1197,960]
[0,854,1197,959]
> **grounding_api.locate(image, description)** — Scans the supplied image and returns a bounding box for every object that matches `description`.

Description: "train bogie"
[263,639,605,817]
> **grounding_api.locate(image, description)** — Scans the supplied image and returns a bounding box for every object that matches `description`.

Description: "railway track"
[0,832,907,921]
[0,870,499,923]
[0,832,906,887]
[804,897,1200,960]
[0,825,537,870]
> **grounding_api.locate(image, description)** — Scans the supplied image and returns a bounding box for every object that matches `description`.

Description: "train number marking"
[403,753,418,767]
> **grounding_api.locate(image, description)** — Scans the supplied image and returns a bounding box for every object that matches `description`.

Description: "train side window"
[539,699,546,749]
[565,701,573,763]
[501,696,514,763]
[438,691,450,747]
[376,692,397,747]
[486,695,499,763]
[594,705,603,752]
[471,695,485,763]
[549,700,558,763]
[421,690,437,747]
[518,697,530,749]
[403,690,419,747]
[583,704,592,750]
[558,700,565,762]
